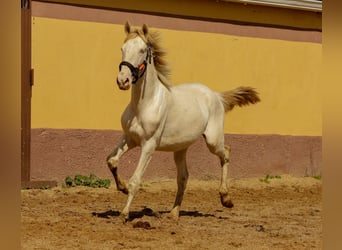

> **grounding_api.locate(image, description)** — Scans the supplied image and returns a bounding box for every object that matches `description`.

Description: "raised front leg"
[121,140,156,221]
[106,135,135,194]
[169,148,189,220]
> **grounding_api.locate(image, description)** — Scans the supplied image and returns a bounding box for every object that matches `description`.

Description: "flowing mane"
[124,25,172,88]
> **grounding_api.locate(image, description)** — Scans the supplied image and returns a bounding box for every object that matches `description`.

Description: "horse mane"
[124,25,172,89]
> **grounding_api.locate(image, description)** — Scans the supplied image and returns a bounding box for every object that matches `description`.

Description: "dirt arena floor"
[21,175,322,249]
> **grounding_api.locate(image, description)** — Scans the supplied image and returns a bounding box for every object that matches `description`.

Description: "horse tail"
[219,86,260,112]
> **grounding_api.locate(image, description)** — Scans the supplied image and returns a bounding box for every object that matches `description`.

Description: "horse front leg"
[121,140,156,222]
[169,148,189,220]
[106,135,135,194]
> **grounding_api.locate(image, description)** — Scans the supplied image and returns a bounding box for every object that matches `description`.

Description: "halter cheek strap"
[119,46,152,84]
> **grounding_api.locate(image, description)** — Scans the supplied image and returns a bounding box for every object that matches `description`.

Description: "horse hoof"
[117,184,128,195]
[120,187,129,195]
[120,213,129,223]
[221,196,234,208]
[167,213,179,221]
[167,208,180,221]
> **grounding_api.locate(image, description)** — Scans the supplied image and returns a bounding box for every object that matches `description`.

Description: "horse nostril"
[124,78,129,84]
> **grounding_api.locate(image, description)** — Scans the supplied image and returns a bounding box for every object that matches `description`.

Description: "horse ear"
[124,21,131,34]
[142,24,149,36]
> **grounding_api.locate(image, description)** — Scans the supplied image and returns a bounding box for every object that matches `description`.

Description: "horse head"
[116,22,151,90]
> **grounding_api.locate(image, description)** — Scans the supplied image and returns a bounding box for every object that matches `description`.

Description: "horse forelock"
[124,27,172,89]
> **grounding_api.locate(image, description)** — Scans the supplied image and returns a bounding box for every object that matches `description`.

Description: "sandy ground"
[21,175,322,249]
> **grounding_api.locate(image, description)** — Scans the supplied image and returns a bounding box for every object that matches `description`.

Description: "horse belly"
[156,137,198,151]
[156,119,206,151]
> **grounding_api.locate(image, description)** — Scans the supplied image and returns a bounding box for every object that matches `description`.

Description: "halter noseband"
[119,45,152,84]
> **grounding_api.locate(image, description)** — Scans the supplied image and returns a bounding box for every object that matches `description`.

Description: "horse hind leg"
[204,133,234,208]
[169,148,189,220]
[106,135,135,194]
[219,145,234,208]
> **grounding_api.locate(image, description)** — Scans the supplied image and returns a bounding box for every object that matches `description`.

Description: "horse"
[107,22,260,221]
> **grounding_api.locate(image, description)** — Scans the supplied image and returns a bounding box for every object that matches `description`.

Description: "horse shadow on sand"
[92,207,228,222]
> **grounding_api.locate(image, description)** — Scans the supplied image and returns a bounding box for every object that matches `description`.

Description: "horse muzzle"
[116,75,131,90]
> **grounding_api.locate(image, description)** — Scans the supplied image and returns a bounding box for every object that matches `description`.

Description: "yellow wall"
[32,17,321,136]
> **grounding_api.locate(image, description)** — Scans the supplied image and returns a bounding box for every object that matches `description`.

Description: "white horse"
[107,22,260,221]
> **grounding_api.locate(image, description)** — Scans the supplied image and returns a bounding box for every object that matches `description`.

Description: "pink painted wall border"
[31,129,321,183]
[32,1,321,43]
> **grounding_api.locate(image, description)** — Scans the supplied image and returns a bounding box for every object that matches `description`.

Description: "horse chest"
[122,112,162,145]
[128,117,144,137]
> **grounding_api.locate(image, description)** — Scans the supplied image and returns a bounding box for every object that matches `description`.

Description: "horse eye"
[139,48,146,54]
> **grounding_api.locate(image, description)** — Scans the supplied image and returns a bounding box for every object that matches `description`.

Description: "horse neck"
[130,62,166,110]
